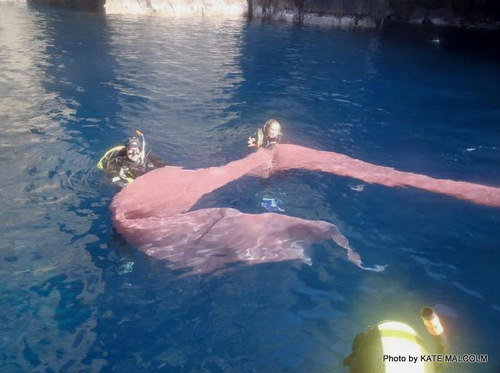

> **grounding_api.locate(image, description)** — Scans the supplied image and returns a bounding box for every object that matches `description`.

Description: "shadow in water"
[28,0,105,13]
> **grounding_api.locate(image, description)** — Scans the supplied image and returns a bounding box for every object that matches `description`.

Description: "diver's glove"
[247,136,257,148]
[111,177,128,188]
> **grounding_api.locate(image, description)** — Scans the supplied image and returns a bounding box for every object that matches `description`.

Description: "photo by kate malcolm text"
[383,354,489,363]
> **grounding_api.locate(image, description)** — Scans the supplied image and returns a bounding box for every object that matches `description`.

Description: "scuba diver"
[247,118,283,149]
[247,119,285,212]
[97,130,166,188]
[343,307,448,373]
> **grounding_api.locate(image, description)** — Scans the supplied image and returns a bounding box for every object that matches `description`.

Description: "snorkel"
[135,129,146,163]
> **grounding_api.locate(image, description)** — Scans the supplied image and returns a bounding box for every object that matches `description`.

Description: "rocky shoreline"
[251,0,500,29]
[13,0,500,30]
[385,2,500,30]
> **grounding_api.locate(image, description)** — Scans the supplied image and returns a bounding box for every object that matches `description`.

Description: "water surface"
[0,3,499,372]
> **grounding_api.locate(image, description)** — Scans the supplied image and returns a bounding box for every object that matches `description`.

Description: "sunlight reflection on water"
[1,3,499,372]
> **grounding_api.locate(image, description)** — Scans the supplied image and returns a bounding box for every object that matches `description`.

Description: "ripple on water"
[0,4,499,372]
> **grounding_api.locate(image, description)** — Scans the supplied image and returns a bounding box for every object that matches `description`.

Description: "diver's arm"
[104,160,121,183]
[111,178,129,188]
[247,134,258,148]
[272,144,500,207]
[146,154,167,169]
[105,158,134,188]
[247,128,265,149]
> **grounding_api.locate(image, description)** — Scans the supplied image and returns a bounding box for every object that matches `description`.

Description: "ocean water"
[1,3,499,372]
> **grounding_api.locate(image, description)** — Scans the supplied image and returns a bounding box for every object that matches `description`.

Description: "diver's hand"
[111,177,128,188]
[247,137,257,148]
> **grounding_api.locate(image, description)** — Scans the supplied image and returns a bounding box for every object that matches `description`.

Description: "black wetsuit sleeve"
[146,154,167,169]
[104,157,131,187]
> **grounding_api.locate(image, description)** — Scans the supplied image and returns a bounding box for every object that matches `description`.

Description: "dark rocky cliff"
[25,0,500,28]
[251,0,500,28]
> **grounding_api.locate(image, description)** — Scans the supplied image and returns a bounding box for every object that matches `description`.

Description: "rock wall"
[251,0,388,27]
[28,0,105,11]
[252,0,500,27]
[387,0,500,26]
[18,0,500,27]
[104,0,247,17]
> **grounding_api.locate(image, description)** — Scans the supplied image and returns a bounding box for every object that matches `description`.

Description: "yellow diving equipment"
[344,307,448,373]
[247,127,265,148]
[97,133,166,188]
[97,145,125,170]
[97,145,135,187]
[378,321,435,373]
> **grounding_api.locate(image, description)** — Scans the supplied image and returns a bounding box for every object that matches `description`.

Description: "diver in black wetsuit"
[247,119,283,149]
[97,132,166,188]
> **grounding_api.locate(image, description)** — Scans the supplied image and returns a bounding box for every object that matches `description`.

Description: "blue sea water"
[1,3,499,372]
